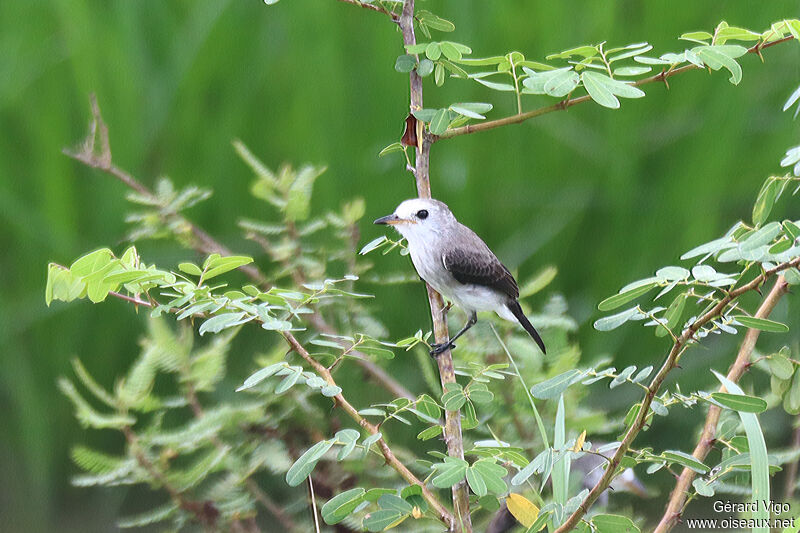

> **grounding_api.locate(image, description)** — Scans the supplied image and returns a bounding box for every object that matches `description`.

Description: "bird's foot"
[429,342,454,357]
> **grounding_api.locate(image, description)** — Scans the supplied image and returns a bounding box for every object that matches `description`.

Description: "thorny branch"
[654,275,790,533]
[555,259,800,533]
[439,36,795,140]
[399,0,471,531]
[96,285,455,527]
[64,95,414,402]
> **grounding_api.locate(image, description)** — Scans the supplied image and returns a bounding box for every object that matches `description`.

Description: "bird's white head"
[373,198,456,243]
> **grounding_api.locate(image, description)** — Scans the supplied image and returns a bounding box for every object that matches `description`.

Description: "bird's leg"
[430,312,477,357]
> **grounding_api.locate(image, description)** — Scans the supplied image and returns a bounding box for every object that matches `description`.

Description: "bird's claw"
[429,342,454,357]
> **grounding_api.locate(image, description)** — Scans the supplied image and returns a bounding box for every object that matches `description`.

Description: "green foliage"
[36,4,800,532]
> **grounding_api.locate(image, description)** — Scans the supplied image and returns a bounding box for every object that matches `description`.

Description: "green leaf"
[692,477,715,497]
[117,503,177,529]
[377,494,413,514]
[394,54,416,73]
[236,363,284,391]
[363,510,407,532]
[680,31,713,42]
[753,178,780,225]
[472,459,508,494]
[655,293,686,337]
[546,45,598,60]
[694,45,747,84]
[379,142,404,157]
[417,425,442,440]
[425,42,441,61]
[581,71,619,109]
[594,306,643,331]
[450,102,492,120]
[474,77,515,92]
[598,282,656,311]
[322,488,366,525]
[417,10,455,32]
[429,108,450,136]
[178,262,202,276]
[286,439,334,487]
[442,388,467,411]
[732,316,789,333]
[713,372,770,530]
[466,466,487,497]
[768,353,794,380]
[530,369,583,400]
[439,42,462,61]
[417,58,434,77]
[711,392,768,413]
[552,395,569,513]
[203,255,254,280]
[431,458,468,488]
[519,265,558,298]
[655,266,690,281]
[610,365,637,388]
[198,312,249,336]
[662,450,709,474]
[614,66,652,76]
[591,514,640,533]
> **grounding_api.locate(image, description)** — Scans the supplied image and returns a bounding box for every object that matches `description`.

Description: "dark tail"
[507,301,546,354]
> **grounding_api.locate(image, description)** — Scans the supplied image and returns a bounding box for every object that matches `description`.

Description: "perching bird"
[374,198,546,356]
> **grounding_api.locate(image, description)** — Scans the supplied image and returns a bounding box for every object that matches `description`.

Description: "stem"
[102,287,454,527]
[282,331,454,526]
[65,95,414,402]
[555,260,799,533]
[490,324,549,448]
[122,426,220,526]
[439,35,795,140]
[400,0,471,530]
[654,276,789,533]
[335,0,399,20]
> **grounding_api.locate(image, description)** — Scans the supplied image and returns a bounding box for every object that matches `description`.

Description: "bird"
[374,198,546,356]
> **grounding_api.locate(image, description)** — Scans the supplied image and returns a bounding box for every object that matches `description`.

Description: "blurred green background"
[2,1,800,531]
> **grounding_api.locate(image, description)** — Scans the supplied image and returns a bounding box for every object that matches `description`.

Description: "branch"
[102,288,454,527]
[122,425,220,526]
[654,275,790,533]
[400,0,471,530]
[555,258,800,533]
[439,35,795,140]
[65,95,414,401]
[281,332,454,526]
[335,0,398,21]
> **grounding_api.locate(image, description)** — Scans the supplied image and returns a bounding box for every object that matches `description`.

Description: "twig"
[282,330,454,526]
[555,260,799,533]
[183,377,287,532]
[654,276,790,533]
[335,0,398,21]
[400,0,470,530]
[102,288,454,527]
[121,425,220,526]
[439,36,795,140]
[65,95,414,402]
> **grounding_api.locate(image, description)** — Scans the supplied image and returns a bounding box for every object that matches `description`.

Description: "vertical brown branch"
[399,1,471,531]
[654,276,790,533]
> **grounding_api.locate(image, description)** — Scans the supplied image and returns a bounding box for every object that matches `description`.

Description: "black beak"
[374,214,400,225]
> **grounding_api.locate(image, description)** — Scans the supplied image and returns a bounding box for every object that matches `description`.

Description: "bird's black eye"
[416,209,429,220]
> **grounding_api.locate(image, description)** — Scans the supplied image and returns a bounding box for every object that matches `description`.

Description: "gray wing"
[442,245,519,300]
